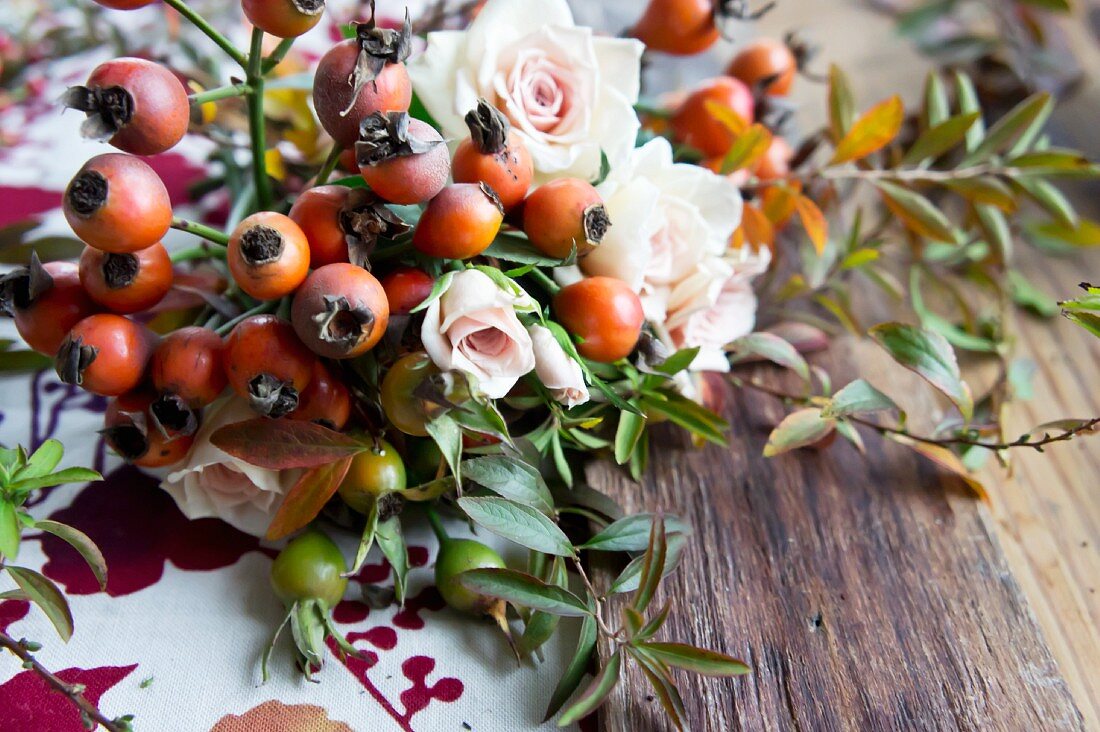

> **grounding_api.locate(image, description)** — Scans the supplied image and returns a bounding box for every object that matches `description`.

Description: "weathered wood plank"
[589,346,1085,731]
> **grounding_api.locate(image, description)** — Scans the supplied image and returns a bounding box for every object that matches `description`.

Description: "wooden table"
[591,2,1100,729]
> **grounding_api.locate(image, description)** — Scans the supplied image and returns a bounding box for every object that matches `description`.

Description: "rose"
[421,268,537,399]
[573,137,744,323]
[528,324,589,407]
[160,398,300,537]
[408,0,643,183]
[665,246,772,372]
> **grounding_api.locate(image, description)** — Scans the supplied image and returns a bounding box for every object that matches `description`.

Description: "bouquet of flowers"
[1,0,1098,728]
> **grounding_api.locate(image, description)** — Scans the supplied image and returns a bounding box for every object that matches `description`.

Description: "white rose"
[528,324,589,407]
[160,398,301,537]
[665,246,772,372]
[575,137,744,322]
[408,0,643,183]
[421,269,537,399]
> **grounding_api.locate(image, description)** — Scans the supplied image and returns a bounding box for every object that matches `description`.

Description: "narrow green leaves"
[639,643,750,677]
[557,650,622,726]
[614,410,646,466]
[821,379,898,420]
[463,455,554,515]
[0,500,19,560]
[544,612,598,721]
[8,567,73,642]
[35,520,107,591]
[581,513,690,553]
[457,496,574,556]
[376,517,408,604]
[870,322,973,422]
[459,568,589,616]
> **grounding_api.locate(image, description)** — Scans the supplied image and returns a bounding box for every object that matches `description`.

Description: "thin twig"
[0,631,128,732]
[246,27,275,211]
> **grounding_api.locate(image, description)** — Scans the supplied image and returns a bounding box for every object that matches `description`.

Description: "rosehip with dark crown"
[1,254,97,356]
[451,100,533,212]
[102,390,195,468]
[554,277,645,363]
[356,112,449,205]
[337,438,407,515]
[291,263,389,359]
[79,242,172,314]
[64,153,172,253]
[227,212,310,301]
[224,315,315,418]
[242,0,325,39]
[150,326,227,408]
[56,313,154,396]
[523,178,610,259]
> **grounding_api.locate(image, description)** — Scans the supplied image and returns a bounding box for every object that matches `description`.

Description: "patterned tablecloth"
[0,1,608,729]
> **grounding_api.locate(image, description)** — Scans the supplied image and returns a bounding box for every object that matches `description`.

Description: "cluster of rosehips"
[3,1,649,478]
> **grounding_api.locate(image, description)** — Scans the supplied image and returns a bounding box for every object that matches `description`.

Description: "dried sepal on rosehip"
[64,153,172,253]
[313,2,412,147]
[102,390,195,468]
[224,315,316,418]
[337,438,407,516]
[61,57,189,156]
[56,313,154,396]
[264,531,360,683]
[291,263,389,359]
[227,212,311,301]
[242,0,325,39]
[150,326,227,408]
[79,242,173,314]
[413,183,504,260]
[522,178,610,260]
[289,186,411,268]
[356,112,449,205]
[0,252,97,356]
[452,99,533,212]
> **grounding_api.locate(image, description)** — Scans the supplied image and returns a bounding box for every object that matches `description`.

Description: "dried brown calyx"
[582,204,612,246]
[102,253,140,289]
[68,170,109,216]
[714,0,776,35]
[292,0,325,14]
[0,252,54,315]
[239,225,285,265]
[339,188,411,267]
[101,423,149,461]
[356,112,440,166]
[150,393,200,437]
[464,99,510,155]
[479,182,505,216]
[56,336,98,386]
[311,294,376,351]
[248,373,300,418]
[339,1,412,118]
[60,84,134,141]
[376,492,405,522]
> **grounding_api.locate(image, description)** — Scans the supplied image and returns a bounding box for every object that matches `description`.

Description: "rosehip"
[290,361,351,431]
[227,212,310,301]
[312,19,413,147]
[291,263,389,359]
[381,267,433,315]
[56,314,154,396]
[755,135,793,181]
[554,277,645,363]
[93,0,156,8]
[224,315,316,418]
[289,186,411,269]
[149,326,227,408]
[522,178,610,259]
[413,183,504,260]
[242,0,325,39]
[62,58,189,156]
[728,38,798,97]
[632,0,720,56]
[270,531,348,608]
[672,76,755,158]
[64,153,172,253]
[451,100,533,212]
[435,537,506,615]
[79,242,172,314]
[380,352,440,437]
[102,390,195,468]
[356,112,449,205]
[0,254,97,356]
[337,439,407,515]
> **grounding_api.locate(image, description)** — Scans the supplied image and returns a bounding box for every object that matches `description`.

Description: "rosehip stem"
[161,0,247,69]
[170,245,227,264]
[527,268,561,295]
[171,218,231,246]
[188,83,252,105]
[246,27,275,211]
[262,38,297,75]
[214,301,280,336]
[314,144,344,187]
[425,505,450,545]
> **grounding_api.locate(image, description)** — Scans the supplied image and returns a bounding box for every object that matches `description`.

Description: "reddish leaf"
[266,457,354,540]
[211,418,365,470]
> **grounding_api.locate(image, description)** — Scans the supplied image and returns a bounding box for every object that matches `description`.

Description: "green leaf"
[557,650,622,727]
[1007,270,1059,318]
[1014,177,1077,228]
[632,648,689,730]
[875,181,956,242]
[870,322,973,421]
[609,532,687,594]
[35,520,107,591]
[459,568,590,616]
[719,124,773,174]
[633,515,667,613]
[483,234,574,267]
[518,607,559,658]
[963,92,1052,164]
[544,612,598,721]
[580,513,690,553]
[821,379,898,419]
[409,270,455,314]
[348,501,379,576]
[425,412,463,487]
[640,642,751,677]
[375,517,408,605]
[653,348,699,376]
[462,455,554,515]
[953,71,985,152]
[15,440,63,481]
[902,112,980,166]
[1027,217,1100,248]
[8,467,101,493]
[975,204,1013,261]
[828,64,856,142]
[550,431,573,488]
[641,391,728,446]
[614,410,646,466]
[763,408,836,457]
[728,332,811,382]
[7,566,74,641]
[0,500,20,560]
[921,71,950,129]
[457,496,575,557]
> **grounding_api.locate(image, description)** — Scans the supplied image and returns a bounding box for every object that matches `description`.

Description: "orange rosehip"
[632,0,720,56]
[103,390,195,468]
[290,361,352,431]
[381,267,433,315]
[727,38,798,97]
[224,315,316,418]
[227,212,310,301]
[291,263,389,359]
[671,76,755,158]
[64,153,172,253]
[554,277,645,363]
[522,178,610,259]
[56,314,154,396]
[356,112,449,205]
[79,242,172,314]
[150,326,227,408]
[1,254,98,356]
[242,0,325,39]
[413,183,504,260]
[452,100,533,212]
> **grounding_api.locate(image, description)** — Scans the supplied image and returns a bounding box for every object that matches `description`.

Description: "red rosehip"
[64,153,172,253]
[523,178,610,260]
[150,326,227,408]
[451,100,533,212]
[672,77,755,158]
[554,277,645,363]
[381,267,433,315]
[1,254,98,356]
[413,183,504,260]
[56,314,155,396]
[79,242,172,314]
[728,38,798,97]
[356,112,449,205]
[632,0,720,56]
[224,315,316,418]
[290,361,352,431]
[103,389,195,468]
[291,263,389,359]
[242,0,325,39]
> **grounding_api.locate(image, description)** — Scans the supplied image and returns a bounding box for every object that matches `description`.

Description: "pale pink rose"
[421,269,537,399]
[528,324,589,407]
[160,397,301,537]
[408,0,643,183]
